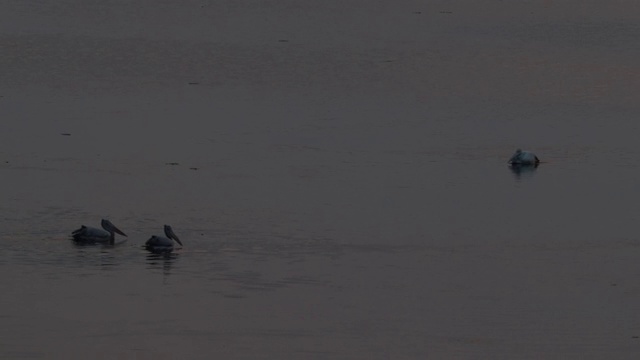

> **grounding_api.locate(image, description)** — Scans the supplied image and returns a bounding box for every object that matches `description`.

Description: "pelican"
[71,219,127,244]
[508,149,540,165]
[145,225,183,253]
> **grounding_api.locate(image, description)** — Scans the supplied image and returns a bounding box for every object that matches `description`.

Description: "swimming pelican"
[145,225,183,253]
[508,149,540,165]
[71,219,127,244]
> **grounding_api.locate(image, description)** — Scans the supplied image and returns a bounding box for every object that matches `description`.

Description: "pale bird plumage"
[145,225,183,253]
[508,149,540,165]
[71,219,127,244]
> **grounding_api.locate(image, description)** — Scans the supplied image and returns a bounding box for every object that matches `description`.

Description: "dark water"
[2,1,640,358]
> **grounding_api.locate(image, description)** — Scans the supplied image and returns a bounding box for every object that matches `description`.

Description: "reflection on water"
[508,163,539,180]
[146,251,179,277]
[68,242,124,272]
[70,238,128,250]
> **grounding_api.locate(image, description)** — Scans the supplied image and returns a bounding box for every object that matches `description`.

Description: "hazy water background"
[2,0,640,358]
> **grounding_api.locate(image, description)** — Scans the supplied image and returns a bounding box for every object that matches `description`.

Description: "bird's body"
[146,225,183,253]
[71,219,127,244]
[508,149,540,165]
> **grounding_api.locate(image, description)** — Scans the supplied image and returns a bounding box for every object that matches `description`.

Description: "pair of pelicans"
[71,220,183,253]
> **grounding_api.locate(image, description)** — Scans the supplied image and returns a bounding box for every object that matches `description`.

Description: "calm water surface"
[2,1,640,359]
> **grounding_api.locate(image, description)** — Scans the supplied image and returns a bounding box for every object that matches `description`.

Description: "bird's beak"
[166,227,183,246]
[113,225,127,237]
[171,233,183,246]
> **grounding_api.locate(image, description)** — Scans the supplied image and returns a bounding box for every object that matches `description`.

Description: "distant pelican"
[508,149,540,165]
[71,219,127,244]
[145,225,183,253]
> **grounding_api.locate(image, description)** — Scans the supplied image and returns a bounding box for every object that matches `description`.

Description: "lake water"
[2,1,640,358]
